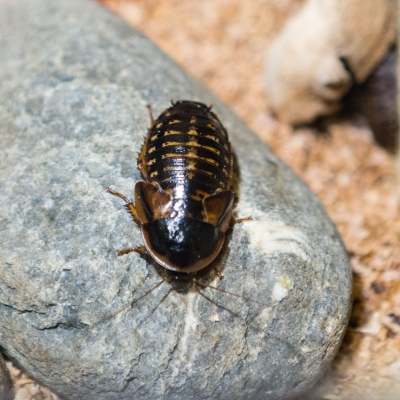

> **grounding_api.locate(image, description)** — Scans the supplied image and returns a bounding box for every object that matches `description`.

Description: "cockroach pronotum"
[105,100,258,321]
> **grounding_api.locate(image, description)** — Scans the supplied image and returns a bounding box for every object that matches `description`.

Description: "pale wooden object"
[397,0,400,186]
[265,0,396,125]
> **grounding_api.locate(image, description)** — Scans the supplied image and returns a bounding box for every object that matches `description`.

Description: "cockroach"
[106,100,257,320]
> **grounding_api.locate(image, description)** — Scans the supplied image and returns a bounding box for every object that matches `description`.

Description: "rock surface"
[0,0,352,399]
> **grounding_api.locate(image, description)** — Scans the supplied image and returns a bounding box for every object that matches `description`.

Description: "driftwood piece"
[0,354,13,400]
[265,0,396,125]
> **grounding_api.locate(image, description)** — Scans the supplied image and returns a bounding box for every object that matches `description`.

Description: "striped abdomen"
[138,101,233,220]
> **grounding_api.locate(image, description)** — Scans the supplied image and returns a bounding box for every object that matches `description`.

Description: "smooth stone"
[0,0,352,399]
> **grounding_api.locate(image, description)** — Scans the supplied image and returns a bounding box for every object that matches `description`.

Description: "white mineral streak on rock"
[265,0,396,124]
[247,308,273,361]
[175,292,198,371]
[245,219,313,262]
[208,313,220,322]
[271,275,294,302]
[324,315,338,336]
[255,308,272,329]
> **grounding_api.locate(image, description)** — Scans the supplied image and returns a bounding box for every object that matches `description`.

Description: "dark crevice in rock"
[0,302,47,315]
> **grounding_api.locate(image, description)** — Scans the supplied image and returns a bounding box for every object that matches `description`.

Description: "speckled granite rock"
[0,0,352,399]
[0,354,12,400]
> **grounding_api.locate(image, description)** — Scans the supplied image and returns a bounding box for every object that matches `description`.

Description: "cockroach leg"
[107,187,130,203]
[124,203,140,224]
[107,188,140,224]
[117,246,147,257]
[232,216,253,225]
[212,267,224,280]
[146,104,155,126]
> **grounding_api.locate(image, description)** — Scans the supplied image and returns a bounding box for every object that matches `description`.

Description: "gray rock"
[0,353,13,400]
[0,0,352,399]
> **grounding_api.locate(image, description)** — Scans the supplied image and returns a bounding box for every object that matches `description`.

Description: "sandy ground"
[6,0,400,399]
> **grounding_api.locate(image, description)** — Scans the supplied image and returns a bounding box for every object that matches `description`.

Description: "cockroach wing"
[203,190,234,233]
[134,181,172,224]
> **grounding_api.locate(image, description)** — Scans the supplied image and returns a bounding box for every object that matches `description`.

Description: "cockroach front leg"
[117,246,147,257]
[107,188,140,225]
[232,216,253,225]
[107,188,147,257]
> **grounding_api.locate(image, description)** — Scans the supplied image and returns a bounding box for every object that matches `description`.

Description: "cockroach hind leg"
[117,246,147,257]
[232,215,253,225]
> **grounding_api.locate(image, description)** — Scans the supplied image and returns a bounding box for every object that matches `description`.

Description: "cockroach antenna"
[93,278,166,327]
[194,279,269,307]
